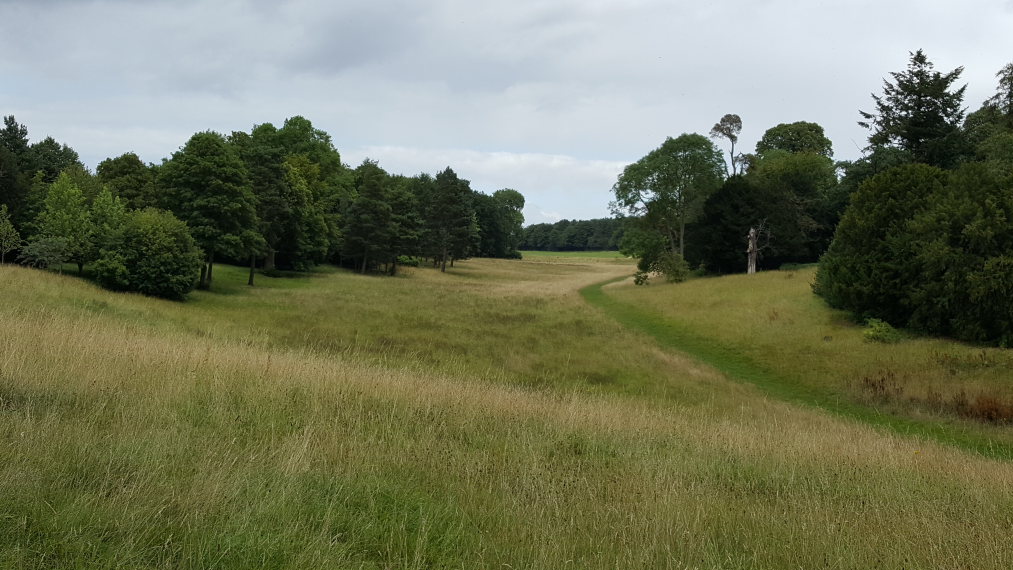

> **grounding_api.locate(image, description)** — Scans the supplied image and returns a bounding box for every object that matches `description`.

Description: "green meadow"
[2,258,1013,569]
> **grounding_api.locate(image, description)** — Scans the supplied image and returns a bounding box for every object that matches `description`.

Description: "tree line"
[613,50,1013,345]
[0,116,526,299]
[517,218,624,251]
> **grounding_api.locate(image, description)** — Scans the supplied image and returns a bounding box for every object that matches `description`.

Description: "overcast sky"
[3,0,1012,224]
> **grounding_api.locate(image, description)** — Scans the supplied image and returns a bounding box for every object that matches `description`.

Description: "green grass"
[4,260,1013,568]
[583,268,1013,458]
[519,249,627,261]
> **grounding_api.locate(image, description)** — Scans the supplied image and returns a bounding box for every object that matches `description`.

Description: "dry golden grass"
[2,261,1013,568]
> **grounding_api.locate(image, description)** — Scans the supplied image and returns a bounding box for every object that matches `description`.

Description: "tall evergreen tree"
[342,161,394,273]
[859,49,968,168]
[427,168,476,272]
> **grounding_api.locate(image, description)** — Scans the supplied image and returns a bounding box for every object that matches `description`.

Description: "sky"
[2,0,1012,225]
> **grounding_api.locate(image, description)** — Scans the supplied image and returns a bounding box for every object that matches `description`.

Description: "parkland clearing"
[2,255,1013,568]
[3,49,1013,568]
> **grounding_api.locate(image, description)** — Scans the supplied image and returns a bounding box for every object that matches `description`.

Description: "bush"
[863,318,903,344]
[396,255,421,267]
[93,209,202,300]
[815,162,1013,346]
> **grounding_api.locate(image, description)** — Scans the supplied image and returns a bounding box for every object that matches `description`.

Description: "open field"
[2,259,1013,568]
[519,250,628,261]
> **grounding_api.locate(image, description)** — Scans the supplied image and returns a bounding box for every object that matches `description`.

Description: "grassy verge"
[582,270,1013,459]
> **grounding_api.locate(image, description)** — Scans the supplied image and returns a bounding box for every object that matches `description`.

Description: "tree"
[755,121,833,158]
[18,237,69,271]
[709,114,743,175]
[96,152,156,209]
[28,136,82,182]
[157,131,258,288]
[984,62,1013,127]
[36,172,93,274]
[611,133,725,264]
[342,160,394,273]
[426,168,476,272]
[93,209,202,300]
[90,187,129,254]
[0,204,21,263]
[858,49,968,168]
[474,188,525,258]
[813,163,947,325]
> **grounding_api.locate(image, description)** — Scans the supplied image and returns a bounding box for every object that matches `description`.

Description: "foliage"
[859,49,968,168]
[96,152,157,209]
[36,172,93,272]
[0,204,22,263]
[342,161,395,273]
[709,113,743,175]
[473,188,525,258]
[90,187,129,253]
[157,131,258,287]
[612,133,725,264]
[755,121,834,158]
[814,163,946,324]
[18,236,70,270]
[519,218,623,251]
[93,208,202,300]
[816,161,1013,345]
[863,318,903,344]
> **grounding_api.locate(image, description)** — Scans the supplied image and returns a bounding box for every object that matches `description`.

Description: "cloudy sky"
[3,0,1012,224]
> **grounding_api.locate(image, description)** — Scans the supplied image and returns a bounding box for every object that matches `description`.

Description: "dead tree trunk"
[747,227,758,275]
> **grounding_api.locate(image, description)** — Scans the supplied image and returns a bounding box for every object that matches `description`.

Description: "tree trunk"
[207,251,215,286]
[77,262,84,275]
[248,254,256,286]
[199,262,208,289]
[450,257,455,268]
[360,254,368,274]
[264,250,276,271]
[389,257,397,276]
[747,227,758,275]
[679,220,685,257]
[440,247,447,272]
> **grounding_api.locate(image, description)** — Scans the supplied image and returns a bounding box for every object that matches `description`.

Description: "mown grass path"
[581,275,1013,461]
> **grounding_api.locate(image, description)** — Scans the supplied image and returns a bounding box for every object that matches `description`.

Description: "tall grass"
[591,267,1013,453]
[2,261,1013,568]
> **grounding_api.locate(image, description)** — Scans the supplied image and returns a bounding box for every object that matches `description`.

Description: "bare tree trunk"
[199,262,208,289]
[441,247,447,272]
[361,254,368,274]
[679,220,685,257]
[207,251,215,286]
[747,227,758,275]
[248,255,256,286]
[77,262,84,275]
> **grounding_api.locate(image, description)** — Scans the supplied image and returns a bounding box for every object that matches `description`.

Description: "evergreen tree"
[859,50,968,168]
[427,168,476,272]
[342,161,394,273]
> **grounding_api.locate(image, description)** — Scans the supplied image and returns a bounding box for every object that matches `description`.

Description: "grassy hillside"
[591,267,1013,454]
[2,259,1013,568]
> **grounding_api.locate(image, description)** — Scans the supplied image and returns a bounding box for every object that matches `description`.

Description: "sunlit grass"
[2,261,1013,568]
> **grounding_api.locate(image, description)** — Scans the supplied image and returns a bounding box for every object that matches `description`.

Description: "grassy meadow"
[595,268,1013,454]
[2,257,1013,568]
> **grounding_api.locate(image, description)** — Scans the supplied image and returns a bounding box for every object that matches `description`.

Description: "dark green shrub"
[815,162,1013,346]
[94,209,202,300]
